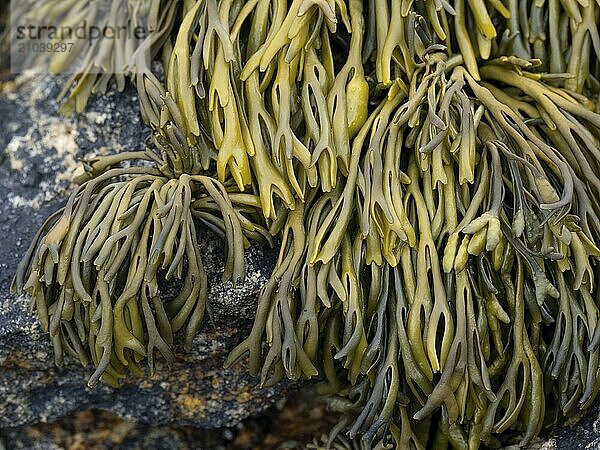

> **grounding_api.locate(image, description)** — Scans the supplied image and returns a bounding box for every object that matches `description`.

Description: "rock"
[542,401,600,450]
[0,390,329,450]
[0,73,284,429]
[0,409,239,450]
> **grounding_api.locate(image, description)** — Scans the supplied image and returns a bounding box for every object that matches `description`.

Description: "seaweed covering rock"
[8,1,600,448]
[0,73,285,429]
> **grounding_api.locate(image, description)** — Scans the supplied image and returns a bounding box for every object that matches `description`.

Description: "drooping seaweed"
[11,0,600,448]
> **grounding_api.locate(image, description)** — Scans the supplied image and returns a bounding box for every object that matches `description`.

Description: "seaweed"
[11,0,600,447]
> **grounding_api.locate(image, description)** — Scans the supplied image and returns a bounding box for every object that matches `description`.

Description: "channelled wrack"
[11,0,600,448]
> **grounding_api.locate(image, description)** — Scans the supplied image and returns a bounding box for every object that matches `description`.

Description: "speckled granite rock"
[549,401,600,449]
[0,74,284,429]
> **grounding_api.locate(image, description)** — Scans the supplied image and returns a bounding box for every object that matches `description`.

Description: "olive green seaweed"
[11,0,600,448]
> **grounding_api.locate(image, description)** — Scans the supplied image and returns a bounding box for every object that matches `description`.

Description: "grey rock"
[530,401,600,450]
[0,409,240,450]
[0,74,283,430]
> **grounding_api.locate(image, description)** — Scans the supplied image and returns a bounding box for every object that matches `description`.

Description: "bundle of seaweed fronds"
[12,0,600,447]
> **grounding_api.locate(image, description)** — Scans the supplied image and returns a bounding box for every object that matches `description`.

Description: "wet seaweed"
[12,0,600,448]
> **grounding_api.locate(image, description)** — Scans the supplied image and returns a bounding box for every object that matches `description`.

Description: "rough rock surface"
[0,74,284,430]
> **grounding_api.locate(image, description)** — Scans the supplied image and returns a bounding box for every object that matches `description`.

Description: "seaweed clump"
[11,0,600,448]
